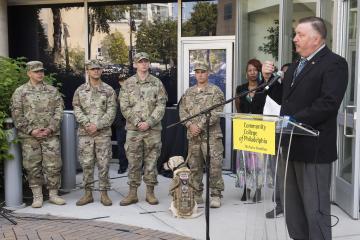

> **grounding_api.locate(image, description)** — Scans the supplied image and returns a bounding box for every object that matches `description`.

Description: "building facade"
[0,0,359,220]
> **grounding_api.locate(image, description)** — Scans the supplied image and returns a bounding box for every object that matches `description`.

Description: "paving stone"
[0,213,191,240]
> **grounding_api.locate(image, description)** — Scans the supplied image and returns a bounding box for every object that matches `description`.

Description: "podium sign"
[233,119,276,155]
[221,113,319,239]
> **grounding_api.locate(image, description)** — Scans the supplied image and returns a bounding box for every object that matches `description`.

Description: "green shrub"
[0,57,28,117]
[0,111,13,163]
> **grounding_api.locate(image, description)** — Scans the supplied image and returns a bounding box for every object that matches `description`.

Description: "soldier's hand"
[262,61,275,81]
[189,124,201,136]
[40,128,52,137]
[86,123,97,135]
[31,128,46,138]
[137,122,150,131]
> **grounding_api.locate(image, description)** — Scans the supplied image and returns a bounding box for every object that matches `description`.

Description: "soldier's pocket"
[79,93,89,107]
[213,135,224,153]
[99,95,107,111]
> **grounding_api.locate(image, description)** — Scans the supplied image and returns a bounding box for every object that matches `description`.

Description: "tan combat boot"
[49,189,66,205]
[210,196,221,208]
[120,186,138,206]
[145,185,159,205]
[31,186,43,208]
[76,190,94,206]
[100,191,112,206]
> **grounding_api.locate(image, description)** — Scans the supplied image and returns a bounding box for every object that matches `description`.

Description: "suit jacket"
[270,46,348,163]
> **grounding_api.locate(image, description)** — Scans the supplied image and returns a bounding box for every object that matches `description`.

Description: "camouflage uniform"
[11,75,63,190]
[179,83,225,197]
[119,73,167,187]
[73,80,116,190]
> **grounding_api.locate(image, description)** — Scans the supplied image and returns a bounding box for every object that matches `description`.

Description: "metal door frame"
[333,0,360,219]
[179,36,235,170]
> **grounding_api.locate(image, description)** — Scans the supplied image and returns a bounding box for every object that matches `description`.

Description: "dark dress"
[235,82,267,202]
[235,82,266,114]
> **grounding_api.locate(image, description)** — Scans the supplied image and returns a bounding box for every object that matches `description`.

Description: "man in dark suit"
[262,17,348,240]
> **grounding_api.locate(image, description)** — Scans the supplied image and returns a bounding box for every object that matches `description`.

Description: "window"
[224,3,232,20]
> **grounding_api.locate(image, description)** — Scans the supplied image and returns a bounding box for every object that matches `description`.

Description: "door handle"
[344,105,356,138]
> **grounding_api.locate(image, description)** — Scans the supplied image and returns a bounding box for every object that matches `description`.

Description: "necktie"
[292,58,307,86]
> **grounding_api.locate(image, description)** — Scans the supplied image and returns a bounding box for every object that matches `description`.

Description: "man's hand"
[137,122,150,131]
[31,128,51,138]
[86,123,98,135]
[189,124,201,137]
[31,129,44,138]
[40,128,52,137]
[262,61,275,81]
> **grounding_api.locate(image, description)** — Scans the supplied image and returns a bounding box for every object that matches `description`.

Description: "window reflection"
[340,127,353,183]
[182,0,235,36]
[8,5,86,110]
[88,3,178,106]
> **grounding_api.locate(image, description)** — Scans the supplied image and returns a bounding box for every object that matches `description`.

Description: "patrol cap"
[193,62,209,71]
[85,59,103,70]
[134,52,149,62]
[26,61,45,72]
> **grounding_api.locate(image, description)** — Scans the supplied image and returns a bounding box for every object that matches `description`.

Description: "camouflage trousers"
[187,135,224,197]
[21,136,62,189]
[125,130,161,187]
[78,135,111,190]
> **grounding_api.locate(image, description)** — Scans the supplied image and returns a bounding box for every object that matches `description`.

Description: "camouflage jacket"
[119,73,167,131]
[179,83,224,139]
[11,81,64,138]
[73,81,116,136]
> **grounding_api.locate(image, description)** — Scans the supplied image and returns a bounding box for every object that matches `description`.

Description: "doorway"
[334,0,360,219]
[179,36,234,169]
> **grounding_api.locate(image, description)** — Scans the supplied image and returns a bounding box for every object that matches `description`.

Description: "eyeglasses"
[33,70,45,73]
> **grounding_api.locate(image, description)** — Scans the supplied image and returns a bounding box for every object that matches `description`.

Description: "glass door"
[335,0,359,219]
[180,37,234,169]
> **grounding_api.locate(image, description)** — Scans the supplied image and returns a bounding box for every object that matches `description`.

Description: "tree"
[52,8,62,64]
[68,47,85,72]
[88,5,138,57]
[258,20,298,61]
[136,19,177,68]
[101,31,128,64]
[182,2,218,37]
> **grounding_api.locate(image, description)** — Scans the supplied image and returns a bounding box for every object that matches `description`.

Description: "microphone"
[264,71,283,91]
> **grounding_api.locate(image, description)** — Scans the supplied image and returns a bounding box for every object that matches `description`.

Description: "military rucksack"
[169,167,195,217]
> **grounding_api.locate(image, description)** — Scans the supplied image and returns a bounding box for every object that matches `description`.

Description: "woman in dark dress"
[235,59,266,114]
[235,59,266,202]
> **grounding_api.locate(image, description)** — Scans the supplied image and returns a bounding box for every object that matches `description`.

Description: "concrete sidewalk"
[2,163,360,240]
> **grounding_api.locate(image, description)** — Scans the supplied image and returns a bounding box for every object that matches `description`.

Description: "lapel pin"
[311,61,315,64]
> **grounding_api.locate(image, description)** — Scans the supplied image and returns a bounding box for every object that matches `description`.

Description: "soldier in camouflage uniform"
[119,52,167,206]
[179,62,225,208]
[11,61,65,208]
[73,60,116,206]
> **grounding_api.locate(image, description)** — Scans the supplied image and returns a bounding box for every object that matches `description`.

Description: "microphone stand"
[0,203,17,225]
[167,80,269,240]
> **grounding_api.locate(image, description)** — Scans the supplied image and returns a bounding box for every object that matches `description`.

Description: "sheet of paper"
[263,95,281,116]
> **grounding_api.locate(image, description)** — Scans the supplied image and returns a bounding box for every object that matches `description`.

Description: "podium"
[224,113,319,240]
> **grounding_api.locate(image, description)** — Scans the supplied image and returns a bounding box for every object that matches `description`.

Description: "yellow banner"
[233,119,275,155]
